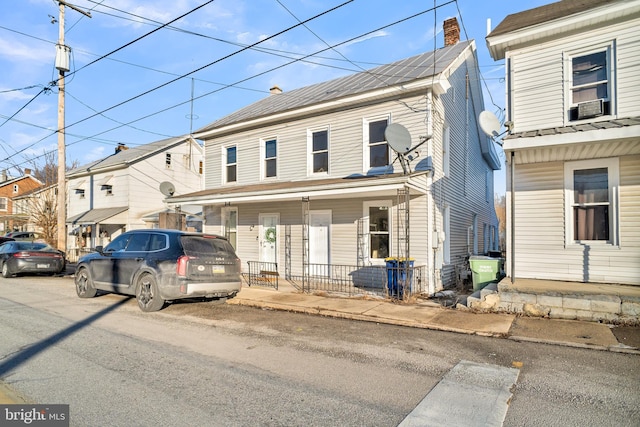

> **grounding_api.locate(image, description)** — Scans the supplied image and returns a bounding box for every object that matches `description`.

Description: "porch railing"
[246,261,279,290]
[245,261,424,300]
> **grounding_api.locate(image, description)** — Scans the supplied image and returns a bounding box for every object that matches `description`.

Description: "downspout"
[427,89,436,295]
[510,151,515,283]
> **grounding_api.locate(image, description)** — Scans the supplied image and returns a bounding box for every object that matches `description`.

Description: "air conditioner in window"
[577,99,604,120]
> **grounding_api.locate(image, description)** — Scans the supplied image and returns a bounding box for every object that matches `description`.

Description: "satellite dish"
[159,181,175,197]
[479,111,502,137]
[385,123,412,154]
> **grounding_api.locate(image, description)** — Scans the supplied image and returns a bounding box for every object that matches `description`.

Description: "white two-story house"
[66,136,204,259]
[169,19,501,297]
[486,0,640,291]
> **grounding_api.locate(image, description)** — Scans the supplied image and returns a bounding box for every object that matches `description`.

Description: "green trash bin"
[468,256,502,291]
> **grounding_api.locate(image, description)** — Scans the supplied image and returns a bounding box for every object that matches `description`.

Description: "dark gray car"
[74,229,242,312]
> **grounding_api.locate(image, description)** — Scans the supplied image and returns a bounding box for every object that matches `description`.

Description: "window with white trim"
[262,138,277,179]
[364,117,389,170]
[225,146,237,183]
[566,43,614,121]
[221,206,238,250]
[308,128,329,175]
[364,200,391,261]
[165,153,172,169]
[0,197,7,211]
[13,184,18,193]
[565,158,619,245]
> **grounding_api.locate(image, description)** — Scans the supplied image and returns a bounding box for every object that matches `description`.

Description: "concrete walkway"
[2,283,638,405]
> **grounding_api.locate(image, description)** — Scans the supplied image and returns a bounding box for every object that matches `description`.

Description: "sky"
[0,0,552,195]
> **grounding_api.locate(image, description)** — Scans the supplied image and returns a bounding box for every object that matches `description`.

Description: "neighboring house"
[485,1,640,303]
[65,136,204,258]
[12,183,57,244]
[168,18,501,296]
[0,169,43,234]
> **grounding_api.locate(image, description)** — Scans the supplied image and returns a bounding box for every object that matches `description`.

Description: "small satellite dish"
[479,111,502,137]
[385,123,412,154]
[159,181,175,197]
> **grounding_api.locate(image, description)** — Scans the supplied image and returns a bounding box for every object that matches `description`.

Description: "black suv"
[74,229,242,312]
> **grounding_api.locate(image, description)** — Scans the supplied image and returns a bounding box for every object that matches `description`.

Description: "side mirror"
[95,245,104,254]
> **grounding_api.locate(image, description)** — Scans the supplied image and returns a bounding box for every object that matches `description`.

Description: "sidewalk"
[2,283,637,405]
[226,284,640,353]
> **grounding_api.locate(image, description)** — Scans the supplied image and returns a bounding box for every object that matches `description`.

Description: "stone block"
[499,292,513,303]
[621,301,640,317]
[591,312,619,323]
[510,293,537,304]
[590,298,621,314]
[496,302,512,312]
[563,297,591,311]
[483,293,500,309]
[523,303,550,317]
[537,295,562,308]
[576,310,594,322]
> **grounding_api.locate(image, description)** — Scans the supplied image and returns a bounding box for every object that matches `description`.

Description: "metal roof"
[66,206,128,225]
[67,136,193,176]
[505,116,640,140]
[195,41,472,133]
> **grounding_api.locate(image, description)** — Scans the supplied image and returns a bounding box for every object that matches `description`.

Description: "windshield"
[181,236,236,257]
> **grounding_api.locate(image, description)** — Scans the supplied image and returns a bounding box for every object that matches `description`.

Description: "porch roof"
[66,206,128,225]
[167,172,429,206]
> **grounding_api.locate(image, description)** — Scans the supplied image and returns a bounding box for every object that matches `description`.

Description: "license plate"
[212,265,225,273]
[36,264,50,269]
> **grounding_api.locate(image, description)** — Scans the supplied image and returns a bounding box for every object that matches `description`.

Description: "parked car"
[74,229,242,312]
[0,237,15,245]
[5,231,40,241]
[0,241,66,278]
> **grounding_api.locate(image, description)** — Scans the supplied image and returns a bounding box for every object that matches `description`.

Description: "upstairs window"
[367,119,389,168]
[309,128,329,174]
[13,184,18,193]
[198,160,203,175]
[165,153,172,169]
[567,44,614,121]
[264,138,277,178]
[226,146,237,183]
[102,185,113,196]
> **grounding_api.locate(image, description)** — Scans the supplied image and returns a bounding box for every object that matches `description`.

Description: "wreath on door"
[264,227,277,243]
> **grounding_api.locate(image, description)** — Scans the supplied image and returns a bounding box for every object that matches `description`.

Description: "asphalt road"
[1,275,639,426]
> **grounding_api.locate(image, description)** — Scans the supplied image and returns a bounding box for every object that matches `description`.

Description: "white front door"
[259,213,279,264]
[309,210,330,276]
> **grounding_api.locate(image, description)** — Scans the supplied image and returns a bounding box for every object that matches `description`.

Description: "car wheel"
[1,262,13,278]
[136,274,164,312]
[75,267,97,298]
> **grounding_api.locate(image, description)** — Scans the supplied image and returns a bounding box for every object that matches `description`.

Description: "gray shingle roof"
[67,136,190,176]
[488,0,614,37]
[195,41,472,133]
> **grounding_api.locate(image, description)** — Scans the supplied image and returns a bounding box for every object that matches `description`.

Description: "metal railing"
[244,261,424,300]
[65,247,93,264]
[246,261,279,290]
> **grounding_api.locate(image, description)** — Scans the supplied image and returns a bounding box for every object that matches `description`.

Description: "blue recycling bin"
[386,258,414,298]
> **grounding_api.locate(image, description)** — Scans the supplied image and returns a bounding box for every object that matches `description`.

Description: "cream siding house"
[65,136,203,259]
[170,20,500,296]
[487,0,640,287]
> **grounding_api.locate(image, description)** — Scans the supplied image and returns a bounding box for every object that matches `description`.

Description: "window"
[102,185,113,196]
[199,160,203,175]
[76,189,85,199]
[13,184,18,193]
[263,138,277,178]
[165,153,172,169]
[442,126,450,177]
[364,117,389,170]
[308,128,329,174]
[222,207,238,249]
[565,158,618,245]
[567,44,614,121]
[226,146,237,183]
[364,201,391,261]
[0,197,7,211]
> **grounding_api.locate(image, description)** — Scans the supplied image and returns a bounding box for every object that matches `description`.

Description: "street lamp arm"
[57,0,92,18]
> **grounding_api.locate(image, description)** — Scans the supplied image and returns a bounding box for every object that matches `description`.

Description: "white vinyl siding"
[507,18,640,132]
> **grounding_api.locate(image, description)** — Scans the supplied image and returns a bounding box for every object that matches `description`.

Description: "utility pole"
[55,1,90,252]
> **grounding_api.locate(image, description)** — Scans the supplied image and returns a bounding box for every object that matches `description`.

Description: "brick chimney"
[444,17,460,46]
[270,85,283,95]
[115,143,128,154]
[24,168,31,175]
